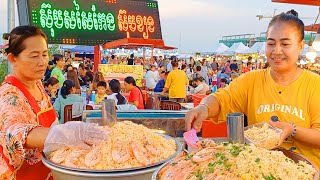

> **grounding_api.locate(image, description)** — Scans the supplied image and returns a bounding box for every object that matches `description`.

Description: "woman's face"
[79,67,86,76]
[124,81,133,91]
[56,58,65,69]
[8,36,48,81]
[265,22,304,73]
[48,83,59,91]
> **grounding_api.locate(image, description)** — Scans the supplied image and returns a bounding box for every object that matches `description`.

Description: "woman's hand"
[185,105,209,132]
[44,121,110,155]
[50,89,57,98]
[268,120,294,146]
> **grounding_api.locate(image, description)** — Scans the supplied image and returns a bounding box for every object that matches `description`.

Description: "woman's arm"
[295,127,320,149]
[25,127,50,149]
[269,121,320,149]
[132,100,139,108]
[185,95,221,131]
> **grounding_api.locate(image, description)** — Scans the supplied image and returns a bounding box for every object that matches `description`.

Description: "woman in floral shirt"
[0,26,109,180]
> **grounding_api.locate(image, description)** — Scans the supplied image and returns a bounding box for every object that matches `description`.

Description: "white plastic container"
[244,122,282,150]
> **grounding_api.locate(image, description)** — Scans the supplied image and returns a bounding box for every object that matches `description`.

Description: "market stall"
[98,64,144,86]
[94,38,176,72]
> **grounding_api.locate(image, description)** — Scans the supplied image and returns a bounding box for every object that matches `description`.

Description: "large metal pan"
[42,134,182,180]
[152,147,319,180]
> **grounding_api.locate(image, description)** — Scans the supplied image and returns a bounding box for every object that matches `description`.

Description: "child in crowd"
[219,78,228,88]
[44,77,59,103]
[95,81,108,104]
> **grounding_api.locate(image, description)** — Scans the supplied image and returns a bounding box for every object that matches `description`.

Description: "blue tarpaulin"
[70,46,94,53]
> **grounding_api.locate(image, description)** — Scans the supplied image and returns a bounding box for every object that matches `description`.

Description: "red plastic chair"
[160,100,181,110]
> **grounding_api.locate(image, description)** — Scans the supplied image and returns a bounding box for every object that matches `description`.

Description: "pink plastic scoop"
[183,128,200,148]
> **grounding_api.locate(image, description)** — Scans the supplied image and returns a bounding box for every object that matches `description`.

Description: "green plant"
[2,33,9,40]
[0,60,8,84]
[48,44,61,60]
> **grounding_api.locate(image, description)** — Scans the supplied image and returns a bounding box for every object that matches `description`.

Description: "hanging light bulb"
[306,46,317,61]
[307,36,317,61]
[312,27,320,51]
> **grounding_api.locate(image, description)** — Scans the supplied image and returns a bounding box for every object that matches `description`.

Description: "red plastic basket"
[202,120,227,138]
[191,94,208,107]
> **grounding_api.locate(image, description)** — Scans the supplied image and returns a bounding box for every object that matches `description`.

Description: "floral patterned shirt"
[0,82,53,179]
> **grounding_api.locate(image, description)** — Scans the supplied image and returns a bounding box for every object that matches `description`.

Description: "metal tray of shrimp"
[151,147,319,180]
[42,134,183,173]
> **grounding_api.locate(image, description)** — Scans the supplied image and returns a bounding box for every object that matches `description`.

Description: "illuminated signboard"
[17,0,162,45]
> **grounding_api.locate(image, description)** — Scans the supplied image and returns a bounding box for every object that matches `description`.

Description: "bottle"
[81,86,87,103]
[91,91,96,104]
[212,85,217,93]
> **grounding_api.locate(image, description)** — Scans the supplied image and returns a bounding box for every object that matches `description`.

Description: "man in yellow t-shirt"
[161,60,189,102]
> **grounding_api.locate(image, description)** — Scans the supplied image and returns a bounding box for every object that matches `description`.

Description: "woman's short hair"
[5,25,47,56]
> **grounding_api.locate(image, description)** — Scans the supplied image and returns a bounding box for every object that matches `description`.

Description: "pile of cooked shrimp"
[157,140,316,180]
[48,121,177,170]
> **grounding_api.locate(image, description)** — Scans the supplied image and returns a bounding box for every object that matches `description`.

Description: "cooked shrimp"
[197,139,218,148]
[172,165,197,180]
[112,141,131,163]
[214,175,225,180]
[131,140,152,166]
[64,150,88,168]
[85,145,102,167]
[145,141,160,156]
[192,148,216,163]
[50,147,70,164]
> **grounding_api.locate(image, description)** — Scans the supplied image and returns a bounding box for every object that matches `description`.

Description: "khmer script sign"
[17,0,162,45]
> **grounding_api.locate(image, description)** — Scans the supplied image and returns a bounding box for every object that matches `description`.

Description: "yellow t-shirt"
[165,69,189,98]
[96,93,107,104]
[212,68,320,167]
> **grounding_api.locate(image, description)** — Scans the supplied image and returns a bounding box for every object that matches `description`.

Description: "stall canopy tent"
[272,0,320,6]
[305,24,320,32]
[102,38,175,50]
[94,38,176,71]
[239,42,266,55]
[221,42,249,56]
[70,46,94,53]
[213,43,229,55]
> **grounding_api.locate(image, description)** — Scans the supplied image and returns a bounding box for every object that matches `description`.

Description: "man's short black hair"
[97,81,107,88]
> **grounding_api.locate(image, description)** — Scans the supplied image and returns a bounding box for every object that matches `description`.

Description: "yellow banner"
[98,64,144,86]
